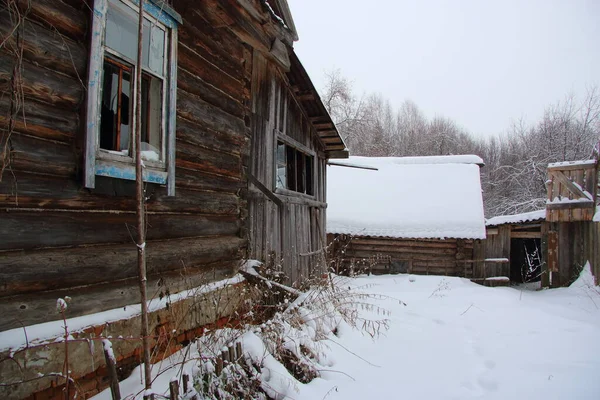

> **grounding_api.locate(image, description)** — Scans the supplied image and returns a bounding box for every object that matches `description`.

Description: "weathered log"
[176,142,241,179]
[0,96,79,143]
[147,188,241,215]
[0,209,240,251]
[347,250,462,261]
[177,21,245,84]
[177,115,245,156]
[177,67,245,120]
[0,171,243,215]
[348,244,458,255]
[0,235,245,296]
[8,132,77,177]
[350,238,459,248]
[195,0,272,53]
[0,259,239,331]
[18,0,88,41]
[0,13,87,78]
[178,43,245,102]
[175,166,244,194]
[0,55,83,109]
[177,90,246,139]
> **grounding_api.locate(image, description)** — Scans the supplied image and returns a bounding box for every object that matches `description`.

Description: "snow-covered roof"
[485,209,546,227]
[326,156,486,239]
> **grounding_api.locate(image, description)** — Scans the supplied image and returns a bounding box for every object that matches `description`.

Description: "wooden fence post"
[102,340,121,400]
[169,380,179,400]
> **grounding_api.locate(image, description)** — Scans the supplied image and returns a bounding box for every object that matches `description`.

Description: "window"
[85,0,181,195]
[276,141,314,195]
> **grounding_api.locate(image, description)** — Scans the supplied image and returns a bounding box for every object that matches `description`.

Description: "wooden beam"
[313,122,335,130]
[546,201,594,210]
[317,130,338,136]
[326,150,349,159]
[296,91,315,101]
[510,231,542,239]
[547,162,596,172]
[550,170,591,199]
[248,173,283,207]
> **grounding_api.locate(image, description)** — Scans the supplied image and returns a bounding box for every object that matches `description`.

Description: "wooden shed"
[476,157,600,288]
[475,210,547,284]
[326,155,486,277]
[543,159,599,287]
[0,0,346,333]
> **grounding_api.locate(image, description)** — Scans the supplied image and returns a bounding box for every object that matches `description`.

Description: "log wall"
[0,0,264,331]
[328,234,475,278]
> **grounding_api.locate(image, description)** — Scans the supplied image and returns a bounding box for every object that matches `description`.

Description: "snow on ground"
[296,268,600,400]
[93,267,600,399]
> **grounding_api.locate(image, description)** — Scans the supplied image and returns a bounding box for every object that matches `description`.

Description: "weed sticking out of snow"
[189,274,397,399]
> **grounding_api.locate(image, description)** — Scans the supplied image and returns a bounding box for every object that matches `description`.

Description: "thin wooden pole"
[135,0,152,390]
[102,340,121,400]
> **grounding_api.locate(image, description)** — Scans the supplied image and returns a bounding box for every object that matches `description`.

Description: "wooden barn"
[476,158,600,287]
[0,1,347,396]
[326,155,486,277]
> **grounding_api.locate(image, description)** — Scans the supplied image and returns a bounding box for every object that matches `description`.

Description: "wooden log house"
[326,155,486,277]
[0,0,347,333]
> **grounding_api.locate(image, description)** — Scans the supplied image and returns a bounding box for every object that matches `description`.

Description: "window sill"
[95,159,167,185]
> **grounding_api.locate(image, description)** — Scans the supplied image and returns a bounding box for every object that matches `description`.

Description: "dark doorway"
[510,238,542,283]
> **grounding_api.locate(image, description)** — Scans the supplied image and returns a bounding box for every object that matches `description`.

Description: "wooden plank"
[547,230,558,274]
[350,238,458,248]
[84,0,107,189]
[551,170,590,199]
[168,27,178,197]
[0,236,244,297]
[248,173,283,207]
[510,231,542,239]
[546,201,594,210]
[547,163,596,172]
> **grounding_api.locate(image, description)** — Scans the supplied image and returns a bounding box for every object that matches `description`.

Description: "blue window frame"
[85,0,181,195]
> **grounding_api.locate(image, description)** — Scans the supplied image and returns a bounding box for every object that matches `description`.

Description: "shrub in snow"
[190,272,395,399]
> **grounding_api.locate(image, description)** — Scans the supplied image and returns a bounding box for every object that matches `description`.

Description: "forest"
[320,70,600,218]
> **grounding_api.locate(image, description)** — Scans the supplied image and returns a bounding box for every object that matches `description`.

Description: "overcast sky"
[288,0,600,138]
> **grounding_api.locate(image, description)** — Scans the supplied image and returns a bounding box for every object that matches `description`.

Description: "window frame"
[85,0,180,196]
[274,133,316,198]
